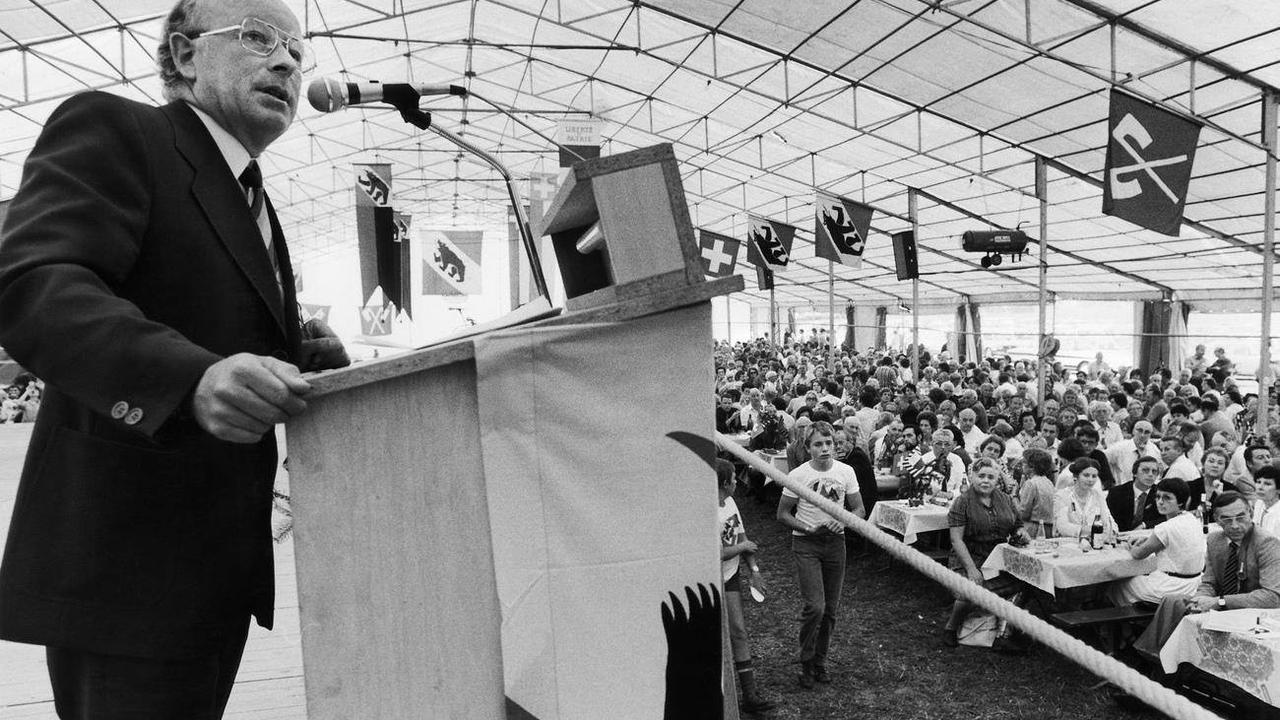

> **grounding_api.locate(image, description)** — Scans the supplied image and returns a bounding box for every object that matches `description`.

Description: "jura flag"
[814,192,873,268]
[698,230,740,277]
[1102,89,1201,236]
[422,230,483,296]
[745,215,796,267]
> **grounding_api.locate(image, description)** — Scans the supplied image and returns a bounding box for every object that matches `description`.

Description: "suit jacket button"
[111,401,129,419]
[124,408,144,425]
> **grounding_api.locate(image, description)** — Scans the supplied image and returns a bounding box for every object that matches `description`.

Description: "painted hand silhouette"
[662,583,723,720]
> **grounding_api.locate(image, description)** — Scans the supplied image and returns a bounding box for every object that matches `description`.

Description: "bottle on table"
[1089,513,1104,550]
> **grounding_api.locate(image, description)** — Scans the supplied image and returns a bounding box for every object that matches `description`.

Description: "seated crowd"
[0,375,40,424]
[713,335,1280,701]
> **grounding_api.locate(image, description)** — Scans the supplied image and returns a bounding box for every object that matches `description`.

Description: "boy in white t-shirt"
[775,421,864,689]
[717,459,776,714]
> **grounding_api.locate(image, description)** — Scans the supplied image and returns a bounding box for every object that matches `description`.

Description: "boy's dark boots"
[737,665,776,714]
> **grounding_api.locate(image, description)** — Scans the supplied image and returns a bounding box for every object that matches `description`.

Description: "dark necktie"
[1222,542,1240,595]
[239,161,302,362]
[239,160,264,221]
[1134,490,1147,525]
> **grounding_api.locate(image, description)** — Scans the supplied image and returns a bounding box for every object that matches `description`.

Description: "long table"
[981,538,1158,596]
[1159,608,1280,709]
[869,499,951,546]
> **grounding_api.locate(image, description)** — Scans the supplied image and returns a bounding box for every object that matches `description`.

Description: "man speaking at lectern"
[0,0,348,715]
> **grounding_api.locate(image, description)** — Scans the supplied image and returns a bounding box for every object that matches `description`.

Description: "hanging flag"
[392,212,413,318]
[698,229,740,277]
[299,303,330,324]
[755,264,774,291]
[292,268,304,294]
[354,164,405,310]
[745,214,795,267]
[814,192,873,268]
[422,229,483,296]
[359,302,394,336]
[1102,89,1202,236]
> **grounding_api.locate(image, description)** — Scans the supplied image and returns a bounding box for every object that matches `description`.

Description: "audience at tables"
[1107,477,1206,606]
[715,334,1280,672]
[1133,491,1280,658]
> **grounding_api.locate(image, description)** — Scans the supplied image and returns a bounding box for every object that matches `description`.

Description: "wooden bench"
[1051,606,1156,654]
[1051,605,1156,630]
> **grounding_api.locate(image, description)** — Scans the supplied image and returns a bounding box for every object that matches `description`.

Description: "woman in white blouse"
[1251,466,1280,537]
[1108,477,1206,606]
[1053,457,1117,539]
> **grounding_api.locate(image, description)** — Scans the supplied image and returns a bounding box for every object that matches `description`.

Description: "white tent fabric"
[0,0,1276,311]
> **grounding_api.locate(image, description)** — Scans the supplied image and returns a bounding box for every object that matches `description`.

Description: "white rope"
[717,433,1226,720]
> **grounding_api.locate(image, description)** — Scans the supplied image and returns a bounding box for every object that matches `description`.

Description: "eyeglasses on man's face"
[186,17,316,74]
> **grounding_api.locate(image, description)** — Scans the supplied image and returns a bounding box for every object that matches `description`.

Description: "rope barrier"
[716,433,1226,720]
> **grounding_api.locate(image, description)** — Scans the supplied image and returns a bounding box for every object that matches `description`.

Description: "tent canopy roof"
[1,0,1276,308]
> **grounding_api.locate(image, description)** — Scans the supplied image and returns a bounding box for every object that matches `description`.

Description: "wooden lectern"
[285,144,742,719]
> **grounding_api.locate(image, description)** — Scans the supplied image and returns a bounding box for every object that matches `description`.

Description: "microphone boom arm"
[389,102,550,302]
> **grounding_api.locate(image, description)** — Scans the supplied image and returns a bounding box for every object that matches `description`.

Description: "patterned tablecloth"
[756,450,789,481]
[980,538,1158,596]
[1160,609,1280,708]
[869,500,951,545]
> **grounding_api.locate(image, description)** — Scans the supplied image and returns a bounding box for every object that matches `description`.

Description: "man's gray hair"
[156,0,203,99]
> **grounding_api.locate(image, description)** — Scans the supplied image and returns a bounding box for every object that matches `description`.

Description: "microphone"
[307,77,467,112]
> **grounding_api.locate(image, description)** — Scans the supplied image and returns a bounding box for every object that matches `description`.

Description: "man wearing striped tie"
[1133,491,1280,659]
[0,0,348,716]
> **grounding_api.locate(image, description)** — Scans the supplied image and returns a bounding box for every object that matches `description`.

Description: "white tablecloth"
[754,450,789,483]
[1160,608,1280,708]
[981,539,1158,595]
[869,500,950,545]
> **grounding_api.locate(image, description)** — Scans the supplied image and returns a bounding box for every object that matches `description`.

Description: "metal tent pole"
[1260,90,1277,437]
[1036,157,1049,409]
[828,259,836,367]
[909,189,920,382]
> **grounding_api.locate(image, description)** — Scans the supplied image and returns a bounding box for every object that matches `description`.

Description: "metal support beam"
[1259,90,1277,437]
[910,188,920,383]
[1036,157,1049,410]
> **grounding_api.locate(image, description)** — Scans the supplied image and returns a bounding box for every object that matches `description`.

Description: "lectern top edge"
[301,275,742,399]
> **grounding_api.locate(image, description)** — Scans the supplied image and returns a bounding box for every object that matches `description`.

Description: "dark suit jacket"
[1199,527,1280,609]
[1106,481,1162,531]
[0,92,301,658]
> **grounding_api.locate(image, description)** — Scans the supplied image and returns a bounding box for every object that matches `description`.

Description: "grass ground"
[732,489,1154,720]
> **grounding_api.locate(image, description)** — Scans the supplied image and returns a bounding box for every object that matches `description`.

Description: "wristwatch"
[1217,597,1226,609]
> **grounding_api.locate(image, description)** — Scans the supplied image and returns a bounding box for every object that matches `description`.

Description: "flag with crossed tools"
[359,302,394,336]
[814,192,873,268]
[698,230,740,277]
[1102,89,1202,236]
[422,230,483,296]
[299,303,330,324]
[756,264,774,291]
[745,215,796,267]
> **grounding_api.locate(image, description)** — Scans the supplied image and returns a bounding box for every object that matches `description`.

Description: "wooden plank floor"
[0,424,307,719]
